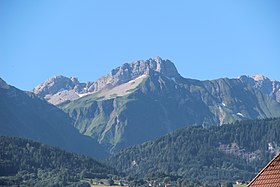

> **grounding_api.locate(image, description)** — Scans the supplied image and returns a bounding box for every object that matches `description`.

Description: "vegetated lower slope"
[0,78,107,158]
[35,57,280,153]
[0,136,117,187]
[107,118,280,183]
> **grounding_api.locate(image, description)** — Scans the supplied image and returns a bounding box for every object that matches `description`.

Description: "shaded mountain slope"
[0,78,107,158]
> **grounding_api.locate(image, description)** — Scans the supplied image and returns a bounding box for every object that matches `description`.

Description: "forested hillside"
[108,118,280,182]
[0,136,117,187]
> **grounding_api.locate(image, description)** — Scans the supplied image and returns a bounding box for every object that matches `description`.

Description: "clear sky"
[1,0,280,91]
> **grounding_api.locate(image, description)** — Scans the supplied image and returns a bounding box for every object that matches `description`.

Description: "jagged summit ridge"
[238,74,269,81]
[33,57,180,104]
[252,74,269,81]
[102,57,180,90]
[33,75,82,96]
[110,57,180,78]
[33,57,280,106]
[238,74,280,96]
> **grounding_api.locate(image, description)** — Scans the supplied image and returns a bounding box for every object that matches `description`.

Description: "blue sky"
[1,0,280,90]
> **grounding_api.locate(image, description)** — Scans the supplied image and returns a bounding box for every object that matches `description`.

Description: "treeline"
[108,118,280,183]
[0,136,117,187]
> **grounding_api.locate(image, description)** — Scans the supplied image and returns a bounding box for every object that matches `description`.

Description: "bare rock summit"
[33,57,180,105]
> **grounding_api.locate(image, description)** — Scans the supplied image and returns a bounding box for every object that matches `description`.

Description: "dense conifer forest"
[0,136,117,187]
[108,118,280,183]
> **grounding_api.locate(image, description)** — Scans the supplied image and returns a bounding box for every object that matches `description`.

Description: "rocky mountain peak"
[238,74,280,103]
[238,74,280,98]
[251,74,274,94]
[94,57,179,90]
[33,75,80,97]
[111,57,179,77]
[0,78,9,89]
[252,74,269,82]
[70,77,79,84]
[32,57,180,104]
[147,57,180,78]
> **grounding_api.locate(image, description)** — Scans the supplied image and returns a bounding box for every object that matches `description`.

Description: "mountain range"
[32,57,280,152]
[1,56,280,186]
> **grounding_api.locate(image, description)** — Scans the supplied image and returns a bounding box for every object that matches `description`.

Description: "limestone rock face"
[33,75,81,96]
[32,75,85,105]
[239,74,280,102]
[33,57,180,105]
[90,57,180,91]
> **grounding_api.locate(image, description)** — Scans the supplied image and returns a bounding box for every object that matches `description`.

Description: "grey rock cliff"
[87,57,180,92]
[238,74,280,102]
[33,57,180,105]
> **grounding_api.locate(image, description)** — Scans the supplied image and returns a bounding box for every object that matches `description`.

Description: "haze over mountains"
[31,57,280,152]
